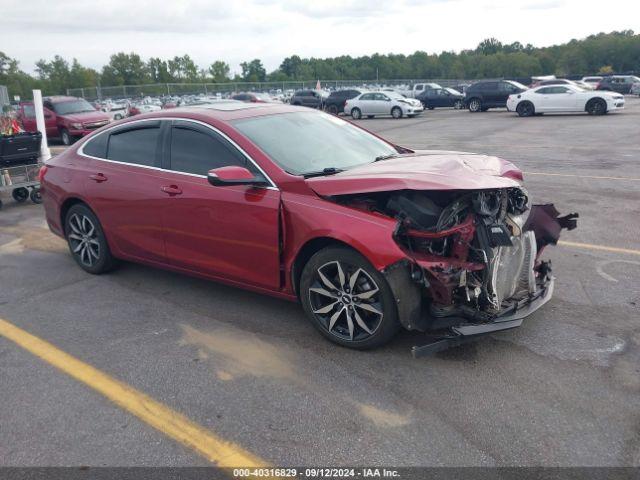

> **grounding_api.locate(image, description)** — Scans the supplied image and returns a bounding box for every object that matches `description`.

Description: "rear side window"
[83,132,109,158]
[107,124,160,167]
[169,124,247,176]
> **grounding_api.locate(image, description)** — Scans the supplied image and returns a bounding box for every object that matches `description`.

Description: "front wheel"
[60,128,74,146]
[391,106,403,119]
[587,98,607,115]
[300,247,400,349]
[65,204,116,274]
[468,98,482,112]
[351,107,362,120]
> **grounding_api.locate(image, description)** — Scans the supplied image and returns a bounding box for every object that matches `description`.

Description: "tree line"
[1,31,638,99]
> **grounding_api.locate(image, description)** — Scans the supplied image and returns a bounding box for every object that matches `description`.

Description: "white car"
[345,91,423,119]
[507,84,625,116]
[631,82,640,96]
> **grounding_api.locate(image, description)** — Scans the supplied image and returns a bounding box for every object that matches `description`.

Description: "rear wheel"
[587,98,607,115]
[326,104,339,115]
[65,204,116,274]
[516,101,535,117]
[351,107,362,120]
[391,106,403,119]
[367,115,375,119]
[300,247,400,349]
[468,98,482,112]
[30,187,42,204]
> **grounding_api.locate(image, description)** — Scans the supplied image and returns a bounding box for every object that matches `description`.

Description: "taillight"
[38,165,48,183]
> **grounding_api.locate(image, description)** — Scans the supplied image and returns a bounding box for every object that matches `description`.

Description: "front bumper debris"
[411,276,555,358]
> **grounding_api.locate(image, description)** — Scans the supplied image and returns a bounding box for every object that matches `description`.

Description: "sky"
[1,0,638,76]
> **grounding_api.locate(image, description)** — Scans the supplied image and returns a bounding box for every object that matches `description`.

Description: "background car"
[631,82,640,96]
[290,89,328,109]
[18,96,110,145]
[596,75,640,94]
[323,89,364,114]
[231,92,275,103]
[345,91,423,119]
[581,76,603,87]
[464,80,528,112]
[417,87,465,109]
[129,103,162,116]
[507,84,625,116]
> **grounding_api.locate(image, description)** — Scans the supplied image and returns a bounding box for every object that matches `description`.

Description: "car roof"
[44,95,84,103]
[119,103,313,123]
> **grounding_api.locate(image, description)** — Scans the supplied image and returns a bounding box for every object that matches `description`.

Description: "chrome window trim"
[77,117,279,190]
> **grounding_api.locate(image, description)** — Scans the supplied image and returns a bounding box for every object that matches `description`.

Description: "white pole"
[32,90,51,162]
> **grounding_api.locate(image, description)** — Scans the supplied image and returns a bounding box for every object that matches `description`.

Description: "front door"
[160,120,281,290]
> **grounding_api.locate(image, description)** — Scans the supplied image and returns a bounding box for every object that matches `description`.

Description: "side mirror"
[207,166,267,187]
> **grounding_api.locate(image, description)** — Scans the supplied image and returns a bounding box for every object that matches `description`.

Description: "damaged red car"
[40,103,577,353]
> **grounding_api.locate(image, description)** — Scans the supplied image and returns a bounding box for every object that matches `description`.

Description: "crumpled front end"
[332,187,578,349]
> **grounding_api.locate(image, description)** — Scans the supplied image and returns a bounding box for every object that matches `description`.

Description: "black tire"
[12,187,29,203]
[391,106,403,119]
[29,187,43,204]
[516,101,535,117]
[586,98,607,115]
[351,107,362,120]
[326,104,339,115]
[64,204,116,274]
[428,106,435,110]
[468,98,482,112]
[60,128,74,146]
[367,115,375,119]
[300,246,400,349]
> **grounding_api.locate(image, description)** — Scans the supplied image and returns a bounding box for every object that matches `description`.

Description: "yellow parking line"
[524,171,640,181]
[0,317,269,468]
[558,240,640,256]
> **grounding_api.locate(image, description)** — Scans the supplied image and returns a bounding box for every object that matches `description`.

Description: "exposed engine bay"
[333,188,578,334]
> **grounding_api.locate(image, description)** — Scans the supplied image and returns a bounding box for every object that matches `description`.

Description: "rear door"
[81,120,167,263]
[159,120,281,289]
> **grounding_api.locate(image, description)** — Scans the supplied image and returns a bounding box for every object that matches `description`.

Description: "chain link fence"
[67,79,471,100]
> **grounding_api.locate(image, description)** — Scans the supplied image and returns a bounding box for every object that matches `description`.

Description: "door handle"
[89,173,108,183]
[161,185,182,196]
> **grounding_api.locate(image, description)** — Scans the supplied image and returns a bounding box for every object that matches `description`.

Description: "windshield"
[445,88,460,95]
[385,91,407,100]
[233,111,397,176]
[53,99,96,115]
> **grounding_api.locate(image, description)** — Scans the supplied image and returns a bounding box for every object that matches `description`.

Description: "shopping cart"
[0,131,43,210]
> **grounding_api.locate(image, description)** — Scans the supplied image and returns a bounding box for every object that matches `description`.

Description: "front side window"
[170,124,247,176]
[23,105,35,117]
[107,125,160,167]
[415,85,423,91]
[232,111,397,176]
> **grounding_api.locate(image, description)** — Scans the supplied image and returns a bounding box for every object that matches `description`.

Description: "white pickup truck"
[398,83,442,98]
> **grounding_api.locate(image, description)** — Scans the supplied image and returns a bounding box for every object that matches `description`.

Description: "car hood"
[305,151,522,196]
[62,111,110,123]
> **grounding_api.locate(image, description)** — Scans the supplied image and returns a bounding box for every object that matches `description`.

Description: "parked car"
[507,84,625,116]
[399,83,441,98]
[18,96,111,145]
[631,82,640,96]
[464,80,528,112]
[345,91,423,119]
[323,89,364,114]
[40,103,576,350]
[532,79,578,88]
[129,103,162,116]
[231,92,275,103]
[290,90,328,109]
[596,75,640,94]
[99,100,129,121]
[581,76,603,87]
[417,87,465,109]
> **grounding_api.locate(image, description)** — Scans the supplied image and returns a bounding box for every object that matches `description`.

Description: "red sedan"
[40,103,577,351]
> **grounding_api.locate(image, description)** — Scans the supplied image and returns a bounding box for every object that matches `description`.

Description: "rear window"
[107,124,160,167]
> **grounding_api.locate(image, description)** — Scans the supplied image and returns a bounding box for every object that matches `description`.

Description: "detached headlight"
[71,123,83,129]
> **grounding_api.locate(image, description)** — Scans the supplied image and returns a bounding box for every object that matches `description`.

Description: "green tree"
[208,61,230,83]
[240,59,266,82]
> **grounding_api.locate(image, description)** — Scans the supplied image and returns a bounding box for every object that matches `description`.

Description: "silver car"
[345,91,423,119]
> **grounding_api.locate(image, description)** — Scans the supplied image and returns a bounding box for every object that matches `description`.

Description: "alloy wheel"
[391,107,402,119]
[67,213,101,267]
[308,261,384,342]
